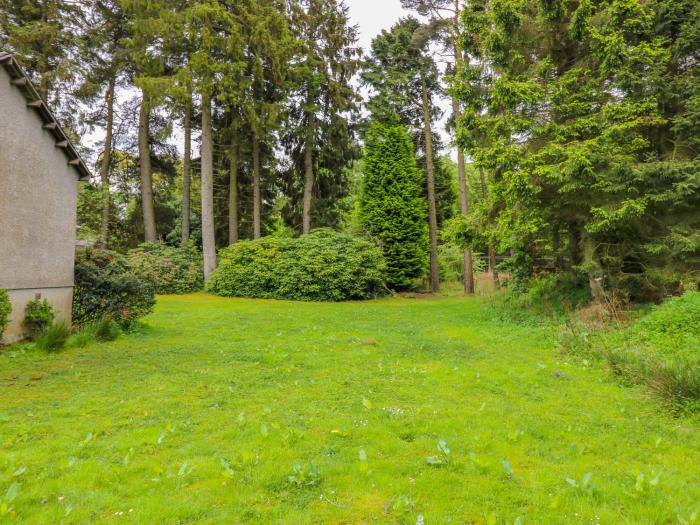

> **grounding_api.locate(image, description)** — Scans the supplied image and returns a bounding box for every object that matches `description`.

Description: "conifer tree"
[359,123,428,290]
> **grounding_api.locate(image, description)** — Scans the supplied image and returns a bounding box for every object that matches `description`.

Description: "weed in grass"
[94,318,121,342]
[35,322,71,352]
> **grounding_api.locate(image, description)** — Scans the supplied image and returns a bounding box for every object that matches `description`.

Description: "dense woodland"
[1,0,698,300]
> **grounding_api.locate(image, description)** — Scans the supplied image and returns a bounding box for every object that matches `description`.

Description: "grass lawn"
[1,294,699,524]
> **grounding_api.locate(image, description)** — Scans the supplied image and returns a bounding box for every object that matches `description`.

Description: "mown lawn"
[1,294,699,524]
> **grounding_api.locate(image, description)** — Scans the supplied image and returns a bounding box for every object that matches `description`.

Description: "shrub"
[207,229,386,302]
[73,249,156,328]
[358,123,428,290]
[36,321,71,352]
[127,242,203,294]
[23,299,55,340]
[0,289,11,342]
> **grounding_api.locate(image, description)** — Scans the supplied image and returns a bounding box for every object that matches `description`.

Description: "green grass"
[1,294,699,524]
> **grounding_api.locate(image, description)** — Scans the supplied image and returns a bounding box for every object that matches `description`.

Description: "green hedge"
[127,242,204,295]
[0,289,10,342]
[207,229,387,302]
[73,249,156,328]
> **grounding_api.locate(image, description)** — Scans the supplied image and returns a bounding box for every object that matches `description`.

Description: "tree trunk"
[582,233,604,300]
[139,91,157,242]
[228,138,239,245]
[453,97,474,294]
[479,166,499,285]
[99,74,115,248]
[252,136,262,239]
[421,74,440,292]
[200,91,217,280]
[181,100,192,244]
[302,129,314,235]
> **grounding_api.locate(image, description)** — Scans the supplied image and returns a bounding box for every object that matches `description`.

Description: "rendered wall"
[0,66,79,342]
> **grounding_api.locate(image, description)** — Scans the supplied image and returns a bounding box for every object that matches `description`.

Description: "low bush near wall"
[23,299,55,340]
[128,242,204,295]
[73,249,156,328]
[0,289,10,342]
[207,229,387,302]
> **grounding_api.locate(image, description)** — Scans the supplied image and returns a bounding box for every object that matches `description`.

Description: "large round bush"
[127,242,204,294]
[73,249,156,328]
[207,229,387,301]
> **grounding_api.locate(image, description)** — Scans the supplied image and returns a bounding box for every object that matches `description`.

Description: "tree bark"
[139,91,157,242]
[200,91,217,280]
[582,233,604,300]
[421,73,440,292]
[479,166,499,285]
[252,136,262,239]
[181,100,192,244]
[302,130,314,235]
[453,97,474,294]
[99,74,115,248]
[228,138,239,245]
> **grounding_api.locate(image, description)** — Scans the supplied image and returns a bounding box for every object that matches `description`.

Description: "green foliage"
[207,229,386,302]
[438,243,485,284]
[127,242,203,295]
[489,274,592,324]
[73,249,156,329]
[94,318,122,342]
[0,289,11,342]
[23,300,55,340]
[561,291,700,412]
[35,322,71,353]
[456,0,700,301]
[359,123,428,290]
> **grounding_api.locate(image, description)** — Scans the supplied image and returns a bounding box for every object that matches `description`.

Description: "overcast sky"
[347,0,405,52]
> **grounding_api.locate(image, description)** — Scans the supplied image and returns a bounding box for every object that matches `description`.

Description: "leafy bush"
[207,229,386,302]
[36,322,71,352]
[23,299,55,340]
[127,242,203,295]
[73,249,156,328]
[0,289,11,342]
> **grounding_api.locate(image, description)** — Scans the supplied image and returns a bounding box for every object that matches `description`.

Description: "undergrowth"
[558,291,700,414]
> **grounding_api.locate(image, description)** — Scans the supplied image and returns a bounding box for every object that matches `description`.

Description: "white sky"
[347,0,405,52]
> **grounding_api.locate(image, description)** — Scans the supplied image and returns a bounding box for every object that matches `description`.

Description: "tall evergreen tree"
[283,0,361,234]
[362,17,445,291]
[359,123,428,290]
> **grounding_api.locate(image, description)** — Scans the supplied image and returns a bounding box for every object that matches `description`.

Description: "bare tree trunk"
[181,100,192,244]
[228,138,239,245]
[200,91,217,280]
[252,137,262,239]
[479,166,499,285]
[453,98,474,294]
[99,74,115,248]
[302,130,314,235]
[421,74,440,292]
[139,91,157,242]
[582,234,604,300]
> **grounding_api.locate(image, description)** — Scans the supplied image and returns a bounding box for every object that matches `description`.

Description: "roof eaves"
[0,52,91,181]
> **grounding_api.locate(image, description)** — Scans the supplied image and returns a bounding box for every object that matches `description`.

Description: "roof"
[0,52,91,181]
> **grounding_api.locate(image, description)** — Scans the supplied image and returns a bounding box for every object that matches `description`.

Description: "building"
[0,52,90,343]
